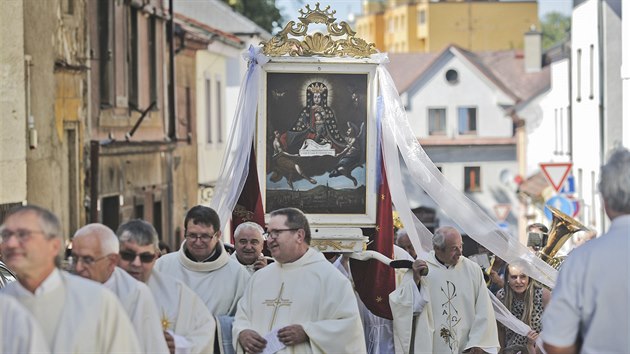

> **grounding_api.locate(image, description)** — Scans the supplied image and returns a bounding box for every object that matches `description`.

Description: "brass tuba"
[538,205,589,269]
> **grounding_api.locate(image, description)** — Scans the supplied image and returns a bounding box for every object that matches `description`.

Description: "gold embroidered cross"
[264,282,292,331]
[160,310,173,331]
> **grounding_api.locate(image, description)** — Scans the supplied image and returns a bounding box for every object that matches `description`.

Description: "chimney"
[524,25,542,72]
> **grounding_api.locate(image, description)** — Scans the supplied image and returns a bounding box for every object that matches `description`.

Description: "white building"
[174,0,271,203]
[570,0,623,234]
[387,45,550,241]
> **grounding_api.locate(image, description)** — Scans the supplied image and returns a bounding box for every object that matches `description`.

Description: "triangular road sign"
[494,204,511,221]
[540,162,573,192]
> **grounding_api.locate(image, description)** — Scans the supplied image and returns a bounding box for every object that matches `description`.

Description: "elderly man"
[117,219,215,354]
[0,205,140,352]
[155,205,250,316]
[233,207,366,354]
[72,223,169,354]
[419,226,499,354]
[232,222,268,274]
[542,147,630,353]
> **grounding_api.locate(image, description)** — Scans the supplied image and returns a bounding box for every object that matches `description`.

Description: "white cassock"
[0,293,49,354]
[414,251,500,354]
[147,269,216,354]
[155,240,250,316]
[232,248,367,354]
[230,251,256,275]
[2,269,141,353]
[334,245,416,354]
[105,267,170,354]
[389,269,433,354]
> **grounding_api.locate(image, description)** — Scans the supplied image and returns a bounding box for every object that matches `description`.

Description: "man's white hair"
[73,223,120,255]
[234,222,265,241]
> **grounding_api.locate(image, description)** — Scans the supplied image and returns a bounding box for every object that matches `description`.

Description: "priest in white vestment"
[154,205,250,316]
[117,219,216,354]
[409,226,500,354]
[72,223,169,354]
[233,208,366,354]
[0,293,49,354]
[0,205,142,353]
[231,221,268,275]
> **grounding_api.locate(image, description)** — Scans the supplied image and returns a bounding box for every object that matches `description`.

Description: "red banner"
[231,145,265,243]
[350,161,396,319]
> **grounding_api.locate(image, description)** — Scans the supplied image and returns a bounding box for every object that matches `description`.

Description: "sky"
[276,0,574,25]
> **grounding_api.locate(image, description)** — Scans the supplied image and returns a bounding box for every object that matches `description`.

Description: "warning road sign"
[493,204,511,221]
[540,162,573,192]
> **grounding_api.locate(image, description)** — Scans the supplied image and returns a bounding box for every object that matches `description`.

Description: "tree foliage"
[541,11,571,50]
[221,0,284,33]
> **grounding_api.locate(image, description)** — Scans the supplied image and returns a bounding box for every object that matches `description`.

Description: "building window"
[62,0,74,15]
[98,0,114,106]
[589,44,594,100]
[464,166,481,192]
[418,10,426,25]
[428,108,446,135]
[445,69,459,84]
[128,7,139,109]
[458,107,477,135]
[576,48,582,102]
[101,195,120,232]
[185,87,192,141]
[148,16,158,106]
[216,80,223,143]
[554,108,559,154]
[205,79,212,143]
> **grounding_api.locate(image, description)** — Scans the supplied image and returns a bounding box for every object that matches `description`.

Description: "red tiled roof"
[385,52,438,93]
[385,45,550,104]
[174,12,244,48]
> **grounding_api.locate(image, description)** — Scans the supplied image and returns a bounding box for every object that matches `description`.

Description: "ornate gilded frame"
[256,3,380,227]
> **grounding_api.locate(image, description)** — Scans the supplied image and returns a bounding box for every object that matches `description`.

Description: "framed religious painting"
[256,60,379,227]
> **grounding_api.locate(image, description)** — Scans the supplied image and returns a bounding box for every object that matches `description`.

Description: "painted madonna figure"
[286,82,345,153]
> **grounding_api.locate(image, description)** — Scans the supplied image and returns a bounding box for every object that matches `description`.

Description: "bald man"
[72,223,169,354]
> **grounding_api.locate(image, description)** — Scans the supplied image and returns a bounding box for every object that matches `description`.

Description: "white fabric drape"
[375,61,558,290]
[209,46,269,227]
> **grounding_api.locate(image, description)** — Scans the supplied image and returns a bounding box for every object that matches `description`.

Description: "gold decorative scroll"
[261,3,377,58]
[311,239,365,252]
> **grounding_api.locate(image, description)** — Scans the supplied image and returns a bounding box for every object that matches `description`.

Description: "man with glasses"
[72,223,169,354]
[233,207,366,354]
[0,205,141,353]
[117,219,215,354]
[232,221,268,274]
[155,205,250,316]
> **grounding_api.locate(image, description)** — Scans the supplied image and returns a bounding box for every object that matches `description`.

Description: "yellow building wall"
[425,2,539,52]
[356,12,385,52]
[384,4,423,53]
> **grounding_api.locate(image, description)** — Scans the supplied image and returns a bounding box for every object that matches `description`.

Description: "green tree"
[541,11,571,50]
[221,0,284,33]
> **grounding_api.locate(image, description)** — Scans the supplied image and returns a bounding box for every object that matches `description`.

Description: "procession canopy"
[261,3,377,58]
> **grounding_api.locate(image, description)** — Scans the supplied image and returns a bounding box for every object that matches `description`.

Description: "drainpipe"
[167,0,176,140]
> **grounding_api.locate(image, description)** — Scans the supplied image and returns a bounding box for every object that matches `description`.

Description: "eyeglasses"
[263,228,299,239]
[119,250,156,263]
[0,228,46,243]
[185,232,217,243]
[71,254,108,267]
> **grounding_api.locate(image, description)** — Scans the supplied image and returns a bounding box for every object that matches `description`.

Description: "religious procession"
[1,1,629,354]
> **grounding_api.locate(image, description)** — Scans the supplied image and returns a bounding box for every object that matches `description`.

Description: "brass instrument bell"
[538,205,589,269]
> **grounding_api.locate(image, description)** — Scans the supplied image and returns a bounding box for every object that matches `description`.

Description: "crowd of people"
[0,148,628,353]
